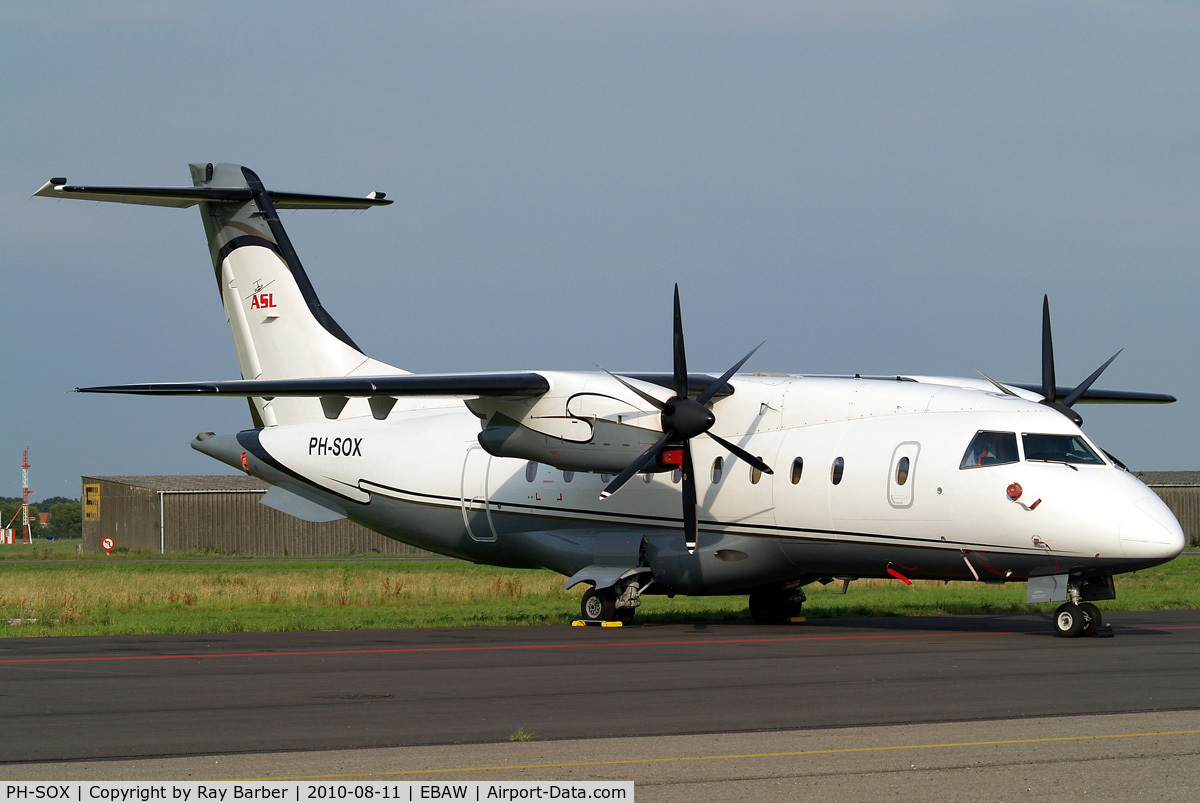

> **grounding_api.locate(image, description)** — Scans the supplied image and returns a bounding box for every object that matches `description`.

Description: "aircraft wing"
[75,372,550,399]
[1007,385,1176,404]
[76,372,735,401]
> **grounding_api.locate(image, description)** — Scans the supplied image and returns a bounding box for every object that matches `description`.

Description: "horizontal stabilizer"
[76,372,551,399]
[34,179,391,210]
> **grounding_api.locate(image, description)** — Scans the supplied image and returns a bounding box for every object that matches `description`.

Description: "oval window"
[831,456,844,485]
[895,457,910,486]
[642,472,653,484]
[600,473,613,483]
[563,470,574,483]
[525,461,538,483]
[790,457,804,485]
[711,456,724,483]
[749,456,764,485]
[672,469,682,484]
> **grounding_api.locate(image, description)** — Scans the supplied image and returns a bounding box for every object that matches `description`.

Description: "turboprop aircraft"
[36,164,1186,636]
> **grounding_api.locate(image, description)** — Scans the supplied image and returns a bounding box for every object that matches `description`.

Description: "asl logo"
[250,293,276,310]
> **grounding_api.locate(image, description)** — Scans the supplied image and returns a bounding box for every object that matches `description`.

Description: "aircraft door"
[888,442,920,508]
[460,445,497,541]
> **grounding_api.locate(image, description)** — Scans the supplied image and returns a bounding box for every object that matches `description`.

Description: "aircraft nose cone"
[1119,498,1186,561]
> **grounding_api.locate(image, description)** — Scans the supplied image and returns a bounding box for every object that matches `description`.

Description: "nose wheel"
[1053,601,1103,637]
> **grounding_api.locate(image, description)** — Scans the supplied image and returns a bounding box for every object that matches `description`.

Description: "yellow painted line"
[233,728,1200,781]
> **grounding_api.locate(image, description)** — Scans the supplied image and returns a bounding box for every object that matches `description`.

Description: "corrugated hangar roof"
[1135,471,1200,487]
[85,475,268,492]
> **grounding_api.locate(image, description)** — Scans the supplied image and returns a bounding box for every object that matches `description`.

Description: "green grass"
[0,538,84,560]
[1,554,1196,637]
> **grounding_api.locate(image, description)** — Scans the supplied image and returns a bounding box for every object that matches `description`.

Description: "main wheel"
[581,587,616,621]
[749,589,787,624]
[1054,602,1086,638]
[1079,602,1102,636]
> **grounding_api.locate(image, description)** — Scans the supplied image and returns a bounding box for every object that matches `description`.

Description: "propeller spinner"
[599,285,772,554]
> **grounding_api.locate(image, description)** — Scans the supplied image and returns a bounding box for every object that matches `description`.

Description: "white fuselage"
[202,371,1184,595]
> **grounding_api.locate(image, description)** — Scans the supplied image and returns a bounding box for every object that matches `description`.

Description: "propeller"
[1036,295,1122,426]
[599,285,772,554]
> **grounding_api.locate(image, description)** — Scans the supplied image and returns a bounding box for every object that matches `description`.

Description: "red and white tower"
[20,448,32,544]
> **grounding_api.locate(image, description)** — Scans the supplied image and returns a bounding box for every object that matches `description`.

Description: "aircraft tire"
[1053,602,1086,638]
[581,587,616,622]
[1079,602,1102,636]
[748,589,788,624]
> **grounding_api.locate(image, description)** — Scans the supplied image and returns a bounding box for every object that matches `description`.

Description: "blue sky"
[2,1,1198,499]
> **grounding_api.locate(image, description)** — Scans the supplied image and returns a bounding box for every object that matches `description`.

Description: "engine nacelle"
[468,390,666,473]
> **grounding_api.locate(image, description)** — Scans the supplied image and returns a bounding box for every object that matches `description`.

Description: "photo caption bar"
[0,783,633,803]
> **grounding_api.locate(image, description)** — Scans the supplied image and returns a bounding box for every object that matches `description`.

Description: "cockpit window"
[960,431,1019,469]
[1022,433,1105,465]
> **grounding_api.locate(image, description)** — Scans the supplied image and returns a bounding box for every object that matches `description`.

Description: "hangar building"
[80,475,425,556]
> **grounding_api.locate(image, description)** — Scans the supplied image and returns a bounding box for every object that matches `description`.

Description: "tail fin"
[38,164,404,426]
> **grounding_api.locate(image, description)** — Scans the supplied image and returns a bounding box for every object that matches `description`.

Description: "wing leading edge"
[76,372,551,399]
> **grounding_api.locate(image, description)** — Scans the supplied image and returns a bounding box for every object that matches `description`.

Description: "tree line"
[0,496,82,538]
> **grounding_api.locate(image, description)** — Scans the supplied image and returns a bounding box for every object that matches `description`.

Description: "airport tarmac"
[6,711,1199,801]
[3,611,1200,800]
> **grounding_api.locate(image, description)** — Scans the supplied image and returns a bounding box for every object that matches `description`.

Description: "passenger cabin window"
[1023,433,1105,465]
[895,456,910,485]
[525,461,538,482]
[672,469,682,484]
[643,472,653,483]
[831,456,844,485]
[750,457,764,485]
[790,457,804,485]
[712,456,724,483]
[563,470,574,483]
[960,431,1019,469]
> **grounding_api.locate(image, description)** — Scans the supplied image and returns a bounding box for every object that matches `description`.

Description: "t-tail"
[36,164,405,426]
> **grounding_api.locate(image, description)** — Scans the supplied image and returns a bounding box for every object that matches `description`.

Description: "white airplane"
[36,164,1186,636]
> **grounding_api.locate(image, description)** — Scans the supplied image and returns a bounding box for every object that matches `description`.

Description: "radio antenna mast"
[20,448,31,544]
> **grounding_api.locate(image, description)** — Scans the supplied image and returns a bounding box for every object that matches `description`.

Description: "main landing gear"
[580,576,645,624]
[1053,601,1104,638]
[748,584,806,624]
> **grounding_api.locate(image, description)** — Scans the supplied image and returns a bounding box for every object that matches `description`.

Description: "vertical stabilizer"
[189,164,405,425]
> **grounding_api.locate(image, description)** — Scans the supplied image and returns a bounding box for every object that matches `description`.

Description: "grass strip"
[1,554,1196,637]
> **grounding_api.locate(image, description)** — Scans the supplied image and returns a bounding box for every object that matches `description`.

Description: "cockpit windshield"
[1022,433,1105,465]
[960,431,1019,468]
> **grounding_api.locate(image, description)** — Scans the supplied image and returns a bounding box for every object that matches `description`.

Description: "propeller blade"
[673,284,689,399]
[1041,295,1056,403]
[976,369,1020,398]
[706,432,773,474]
[602,368,667,411]
[599,431,674,501]
[680,444,699,554]
[695,341,766,407]
[1062,349,1123,408]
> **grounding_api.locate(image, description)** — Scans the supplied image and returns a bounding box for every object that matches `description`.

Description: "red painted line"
[3,624,1195,666]
[0,630,1021,664]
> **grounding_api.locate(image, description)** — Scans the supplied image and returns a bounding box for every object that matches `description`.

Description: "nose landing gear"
[1053,600,1109,638]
